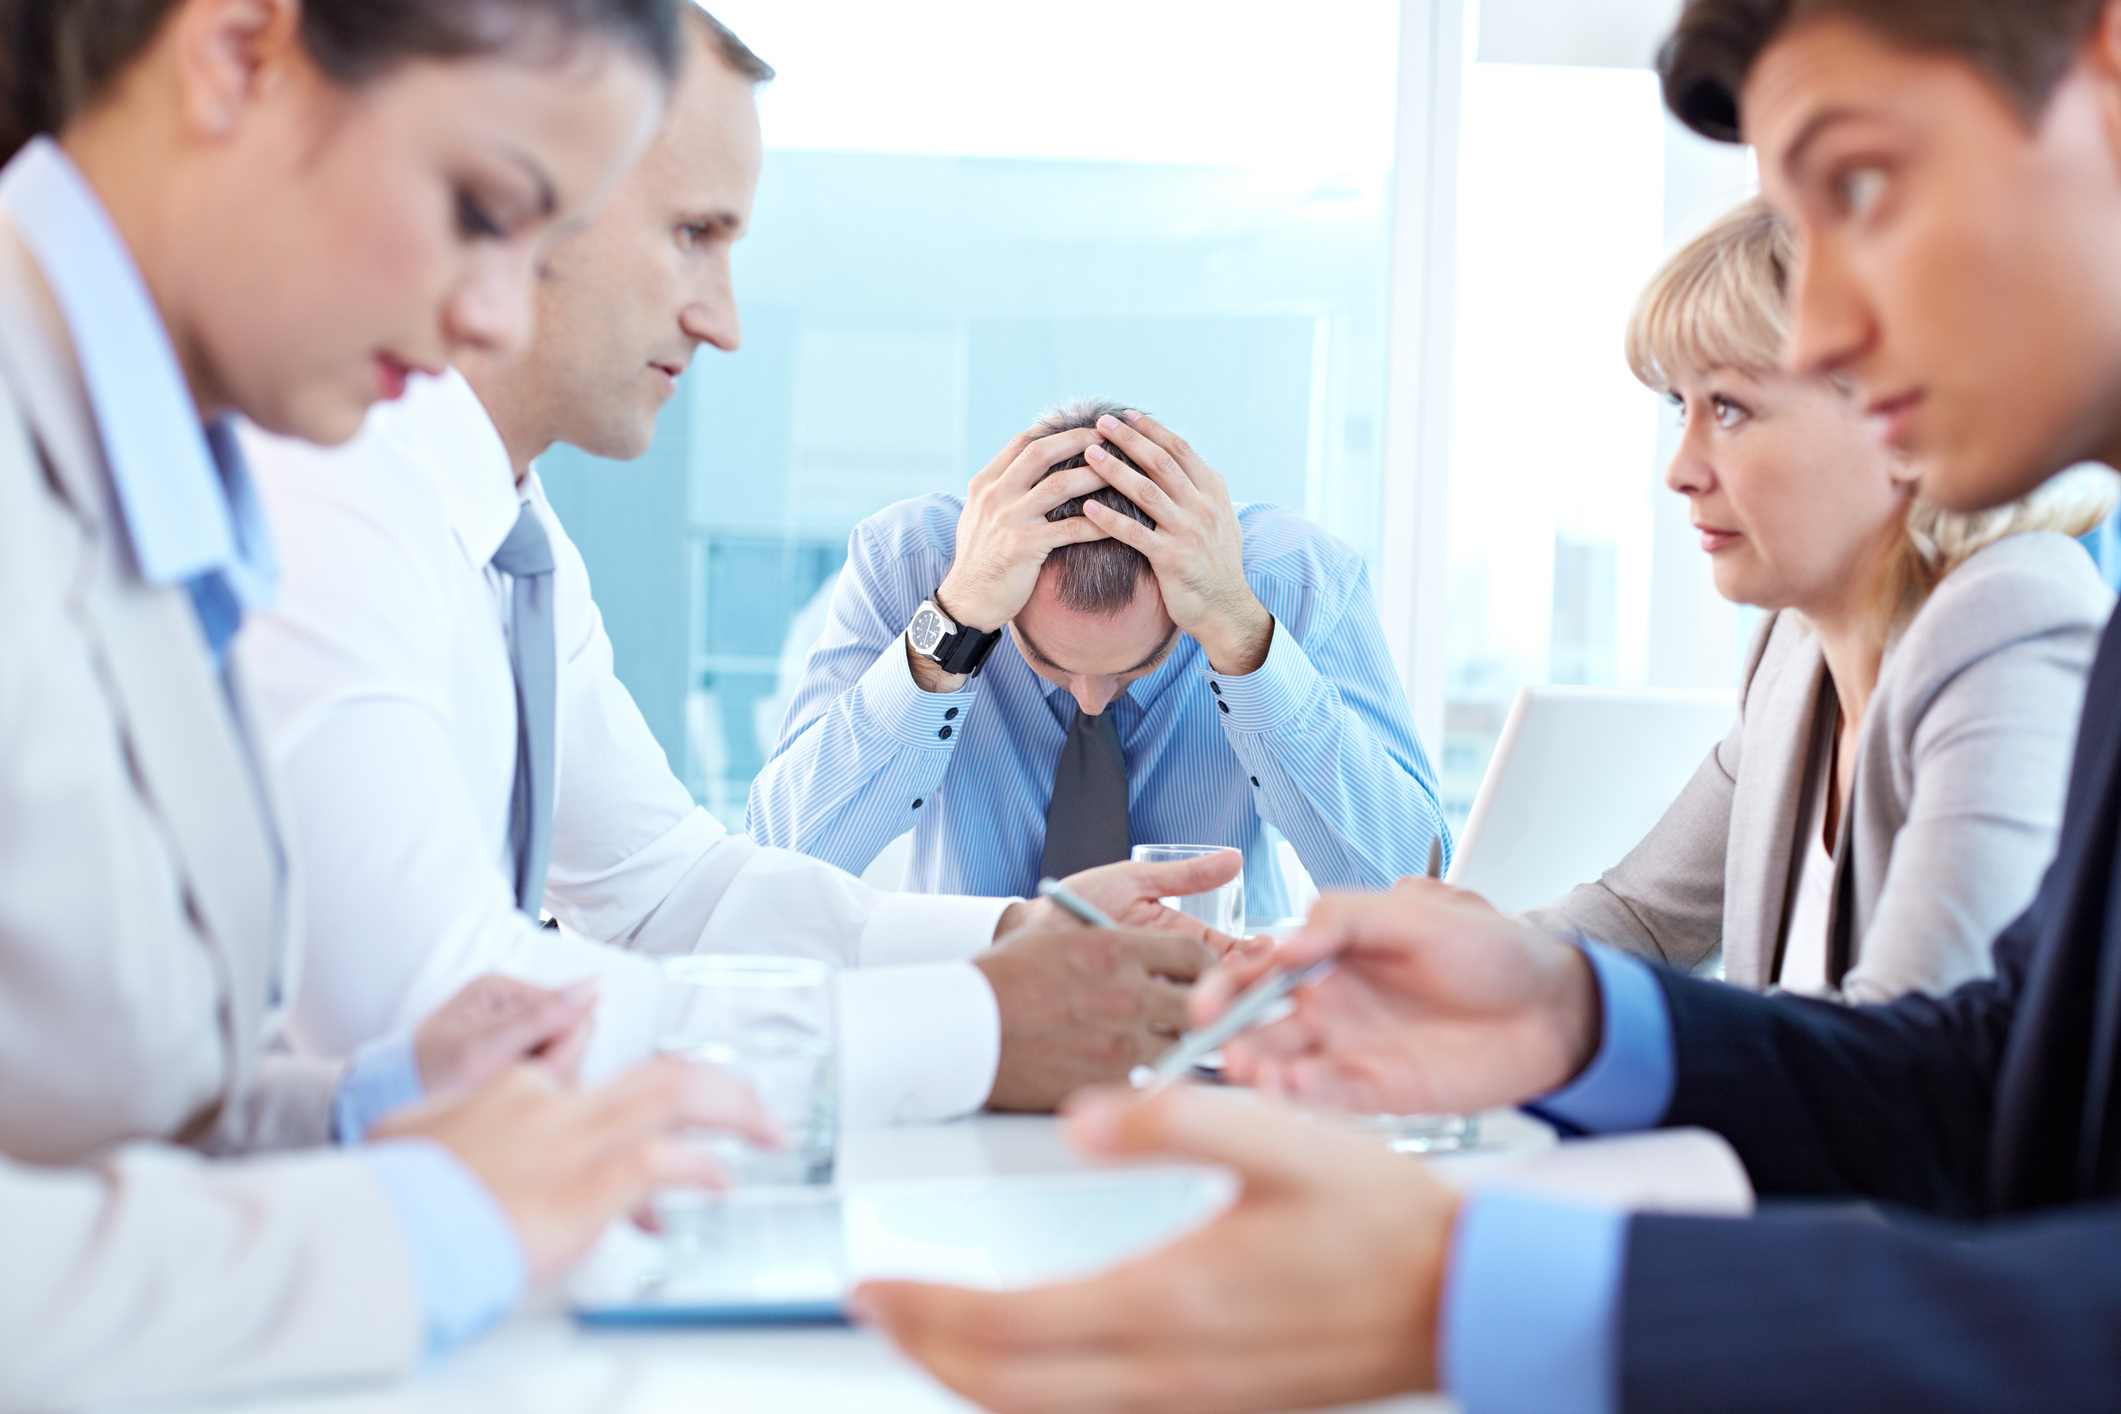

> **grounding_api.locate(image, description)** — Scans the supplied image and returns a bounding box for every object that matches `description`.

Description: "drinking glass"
[1130,843,1244,939]
[1350,1112,1480,1154]
[656,955,838,1210]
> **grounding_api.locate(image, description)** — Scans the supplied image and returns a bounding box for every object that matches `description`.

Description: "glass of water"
[1131,843,1244,939]
[657,956,837,1202]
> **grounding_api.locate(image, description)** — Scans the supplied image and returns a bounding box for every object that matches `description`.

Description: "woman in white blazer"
[1525,201,2115,1003]
[0,2,775,1408]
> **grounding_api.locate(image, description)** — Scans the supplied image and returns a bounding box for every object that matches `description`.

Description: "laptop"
[1447,686,1738,916]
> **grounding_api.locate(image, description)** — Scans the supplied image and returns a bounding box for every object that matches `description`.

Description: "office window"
[539,0,1405,849]
[1436,54,1757,830]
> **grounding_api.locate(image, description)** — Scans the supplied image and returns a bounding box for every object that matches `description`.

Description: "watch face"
[910,603,949,656]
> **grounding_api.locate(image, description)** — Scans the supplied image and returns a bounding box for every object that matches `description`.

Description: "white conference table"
[129,1112,1500,1414]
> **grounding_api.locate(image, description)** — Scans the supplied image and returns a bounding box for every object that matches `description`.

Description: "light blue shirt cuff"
[1442,1190,1627,1414]
[333,1034,425,1143]
[1202,615,1315,731]
[361,1138,528,1355]
[1525,942,1675,1135]
[857,633,978,749]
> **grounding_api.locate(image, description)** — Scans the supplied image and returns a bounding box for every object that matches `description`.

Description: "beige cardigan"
[0,216,421,1404]
[1525,531,2113,1002]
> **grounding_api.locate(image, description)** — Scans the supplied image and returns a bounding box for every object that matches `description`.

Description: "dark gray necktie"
[1039,705,1131,881]
[491,505,556,915]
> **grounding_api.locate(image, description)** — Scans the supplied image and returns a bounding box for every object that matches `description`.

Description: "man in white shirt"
[238,8,1232,1124]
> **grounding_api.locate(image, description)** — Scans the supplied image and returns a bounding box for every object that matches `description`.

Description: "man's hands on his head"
[373,1058,779,1282]
[914,427,1115,694]
[412,973,603,1099]
[975,922,1213,1113]
[1078,412,1273,678]
[992,849,1246,956]
[1201,880,1603,1117]
[854,1086,1456,1414]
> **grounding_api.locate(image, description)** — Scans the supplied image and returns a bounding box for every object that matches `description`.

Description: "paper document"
[1427,1127,1753,1217]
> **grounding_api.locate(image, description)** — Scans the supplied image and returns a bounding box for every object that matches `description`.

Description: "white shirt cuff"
[861,891,1015,966]
[836,962,999,1125]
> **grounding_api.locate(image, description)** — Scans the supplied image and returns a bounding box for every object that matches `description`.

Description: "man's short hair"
[691,5,774,84]
[1661,0,2104,142]
[1033,397,1157,616]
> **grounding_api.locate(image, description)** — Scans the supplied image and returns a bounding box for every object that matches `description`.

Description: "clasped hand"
[935,412,1273,680]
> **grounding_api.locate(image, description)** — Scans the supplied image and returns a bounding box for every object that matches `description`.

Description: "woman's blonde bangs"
[1625,199,1796,392]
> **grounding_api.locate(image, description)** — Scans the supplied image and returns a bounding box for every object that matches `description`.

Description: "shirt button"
[912,798,924,809]
[945,707,959,720]
[1210,681,1222,696]
[938,725,953,740]
[1250,776,1260,787]
[1219,701,1230,714]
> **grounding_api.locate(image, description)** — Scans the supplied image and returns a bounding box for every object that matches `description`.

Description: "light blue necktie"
[492,505,556,915]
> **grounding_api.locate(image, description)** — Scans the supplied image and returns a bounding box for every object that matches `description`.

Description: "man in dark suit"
[850,2,2121,1411]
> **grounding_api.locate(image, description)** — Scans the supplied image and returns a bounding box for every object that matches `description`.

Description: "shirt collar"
[0,136,274,609]
[368,364,523,566]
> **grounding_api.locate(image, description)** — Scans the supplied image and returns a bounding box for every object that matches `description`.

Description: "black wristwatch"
[908,595,1003,677]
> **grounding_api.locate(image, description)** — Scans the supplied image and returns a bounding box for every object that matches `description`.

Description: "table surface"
[132,1113,1487,1414]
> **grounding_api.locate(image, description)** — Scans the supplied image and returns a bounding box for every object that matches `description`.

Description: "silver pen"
[1129,956,1335,1092]
[1037,876,1120,930]
[1129,831,1444,1092]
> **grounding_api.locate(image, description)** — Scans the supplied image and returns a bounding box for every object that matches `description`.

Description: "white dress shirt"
[238,370,1012,1124]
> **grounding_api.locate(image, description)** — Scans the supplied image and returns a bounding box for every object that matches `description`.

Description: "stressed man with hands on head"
[752,398,1446,925]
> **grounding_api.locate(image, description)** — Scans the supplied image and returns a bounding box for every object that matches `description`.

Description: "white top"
[237,370,1013,1124]
[1777,739,1837,998]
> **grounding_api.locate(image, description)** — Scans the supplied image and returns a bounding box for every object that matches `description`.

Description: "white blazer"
[0,213,421,1405]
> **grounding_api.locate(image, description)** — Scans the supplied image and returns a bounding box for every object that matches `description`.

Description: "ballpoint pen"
[1130,831,1445,1091]
[1037,876,1120,930]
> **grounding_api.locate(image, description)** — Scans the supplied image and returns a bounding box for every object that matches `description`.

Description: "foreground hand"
[413,973,601,1098]
[1198,881,1602,1117]
[373,1057,779,1282]
[975,927,1214,1112]
[994,849,1246,956]
[855,1086,1456,1414]
[935,427,1116,637]
[1077,412,1271,677]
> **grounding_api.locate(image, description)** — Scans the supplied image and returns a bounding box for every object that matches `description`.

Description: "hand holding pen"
[1183,857,1606,1119]
[1129,837,1446,1094]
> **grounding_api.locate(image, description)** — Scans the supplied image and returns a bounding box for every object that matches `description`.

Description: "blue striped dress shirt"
[748,494,1448,920]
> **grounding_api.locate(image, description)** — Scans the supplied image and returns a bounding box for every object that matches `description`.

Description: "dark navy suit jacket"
[1617,602,2121,1409]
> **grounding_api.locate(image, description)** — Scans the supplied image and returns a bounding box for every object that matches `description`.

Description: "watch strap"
[936,619,1003,676]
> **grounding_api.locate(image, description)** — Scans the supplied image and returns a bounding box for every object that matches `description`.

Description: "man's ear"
[2081,0,2121,173]
[169,0,303,139]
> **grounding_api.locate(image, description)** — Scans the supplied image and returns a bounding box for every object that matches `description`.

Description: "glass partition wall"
[1438,50,1758,830]
[539,0,1761,873]
[540,0,1405,858]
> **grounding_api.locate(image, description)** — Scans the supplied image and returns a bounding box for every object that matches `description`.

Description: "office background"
[537,0,1825,884]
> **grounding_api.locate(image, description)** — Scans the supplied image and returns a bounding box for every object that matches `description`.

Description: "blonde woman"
[1524,201,2115,1002]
